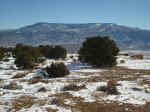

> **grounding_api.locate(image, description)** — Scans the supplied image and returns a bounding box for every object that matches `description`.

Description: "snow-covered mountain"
[0,22,150,50]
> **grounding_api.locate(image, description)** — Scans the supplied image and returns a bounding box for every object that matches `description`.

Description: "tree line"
[0,36,120,70]
[0,44,67,69]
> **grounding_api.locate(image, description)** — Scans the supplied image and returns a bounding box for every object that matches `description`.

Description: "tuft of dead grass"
[29,77,49,84]
[63,84,86,91]
[51,98,63,106]
[46,108,57,112]
[107,80,118,87]
[12,73,26,79]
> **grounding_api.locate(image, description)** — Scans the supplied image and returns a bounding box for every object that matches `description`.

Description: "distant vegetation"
[38,45,66,59]
[0,47,13,60]
[13,44,67,69]
[0,47,5,60]
[1,36,119,71]
[79,36,120,67]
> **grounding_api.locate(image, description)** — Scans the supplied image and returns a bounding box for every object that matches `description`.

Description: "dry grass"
[49,92,84,108]
[4,65,150,112]
[107,80,118,87]
[50,98,64,106]
[111,66,150,74]
[12,73,26,79]
[9,96,36,111]
[96,80,119,95]
[72,101,150,112]
[46,108,57,112]
[3,81,22,90]
[92,92,107,99]
[130,54,144,60]
[63,84,86,91]
[29,77,49,84]
[8,93,150,112]
[32,62,40,66]
[12,71,32,79]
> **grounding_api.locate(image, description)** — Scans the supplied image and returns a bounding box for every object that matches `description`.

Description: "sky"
[0,0,150,30]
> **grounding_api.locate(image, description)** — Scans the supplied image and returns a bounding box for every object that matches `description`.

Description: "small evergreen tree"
[79,36,119,67]
[0,47,5,60]
[14,44,42,69]
[38,45,53,58]
[49,45,67,59]
[15,51,33,69]
[39,45,67,59]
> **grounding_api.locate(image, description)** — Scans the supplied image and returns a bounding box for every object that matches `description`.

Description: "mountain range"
[0,22,150,51]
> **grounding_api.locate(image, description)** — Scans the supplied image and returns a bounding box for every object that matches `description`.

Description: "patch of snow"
[45,104,72,112]
[103,81,150,105]
[64,99,71,105]
[18,105,44,112]
[73,69,104,73]
[141,75,150,78]
[69,82,106,102]
[0,105,10,112]
[117,55,150,70]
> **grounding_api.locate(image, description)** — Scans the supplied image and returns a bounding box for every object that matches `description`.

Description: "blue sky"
[0,0,150,29]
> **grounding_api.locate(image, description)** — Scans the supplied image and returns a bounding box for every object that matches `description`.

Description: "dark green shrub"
[14,44,42,69]
[14,44,67,69]
[79,36,120,67]
[15,52,33,69]
[0,47,5,60]
[50,45,67,59]
[46,62,69,78]
[38,45,67,59]
[38,45,53,58]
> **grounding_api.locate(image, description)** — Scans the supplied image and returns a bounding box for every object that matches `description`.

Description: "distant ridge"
[0,22,150,51]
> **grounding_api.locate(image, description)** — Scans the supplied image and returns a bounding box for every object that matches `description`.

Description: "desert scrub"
[63,84,86,91]
[46,62,70,78]
[10,96,35,111]
[29,77,49,84]
[97,80,119,95]
[12,73,26,79]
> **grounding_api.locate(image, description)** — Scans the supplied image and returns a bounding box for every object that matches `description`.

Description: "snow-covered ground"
[117,53,150,70]
[1,53,150,111]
